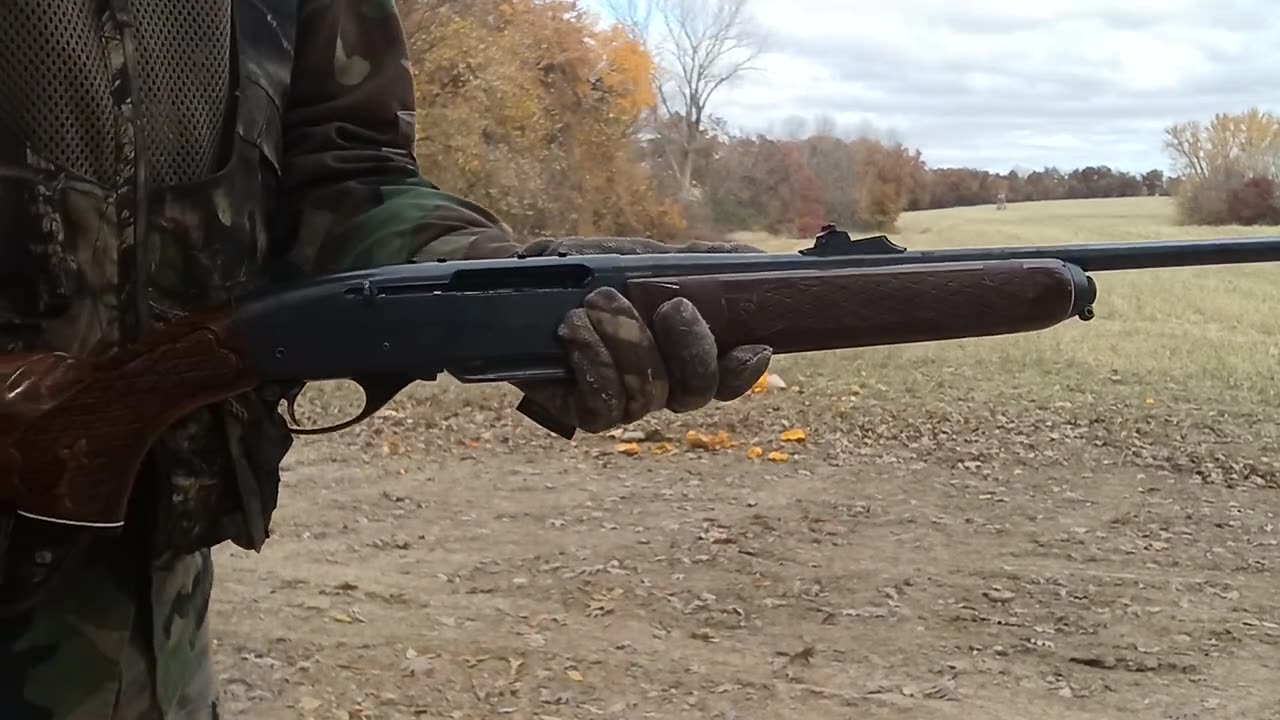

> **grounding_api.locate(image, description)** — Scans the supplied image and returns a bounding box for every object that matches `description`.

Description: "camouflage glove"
[512,236,773,434]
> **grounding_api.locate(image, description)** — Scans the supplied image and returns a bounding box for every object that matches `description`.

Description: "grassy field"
[210,197,1280,720]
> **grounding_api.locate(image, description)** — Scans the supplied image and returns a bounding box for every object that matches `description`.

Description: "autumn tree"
[396,0,684,238]
[1164,108,1280,225]
[849,140,928,231]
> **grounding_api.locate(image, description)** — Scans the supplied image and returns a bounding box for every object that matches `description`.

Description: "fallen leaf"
[982,589,1016,604]
[404,656,435,677]
[781,645,816,664]
[691,628,720,642]
[920,680,960,701]
[750,373,770,394]
[586,600,615,617]
[1128,657,1161,672]
[615,443,641,456]
[781,429,807,443]
[1070,656,1118,670]
[767,451,790,463]
[299,697,322,712]
[566,670,584,682]
[841,607,888,618]
[539,687,573,706]
[686,431,733,450]
[747,446,764,460]
[651,442,675,456]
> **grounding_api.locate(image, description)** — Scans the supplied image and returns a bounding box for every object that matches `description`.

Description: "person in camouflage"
[0,1,771,718]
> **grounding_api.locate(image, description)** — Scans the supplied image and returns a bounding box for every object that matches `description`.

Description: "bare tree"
[605,0,766,200]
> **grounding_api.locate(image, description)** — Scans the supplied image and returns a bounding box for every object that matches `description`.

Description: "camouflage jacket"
[0,1,517,717]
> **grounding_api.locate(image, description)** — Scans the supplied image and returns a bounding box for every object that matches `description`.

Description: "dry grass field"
[210,197,1280,719]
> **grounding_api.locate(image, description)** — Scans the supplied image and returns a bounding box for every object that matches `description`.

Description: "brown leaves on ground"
[780,428,807,443]
[608,425,810,465]
[685,430,734,450]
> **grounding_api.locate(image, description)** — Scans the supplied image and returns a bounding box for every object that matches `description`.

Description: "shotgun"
[4,225,1280,531]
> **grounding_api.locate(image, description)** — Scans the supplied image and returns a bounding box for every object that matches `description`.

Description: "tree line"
[700,131,1173,238]
[395,0,1276,241]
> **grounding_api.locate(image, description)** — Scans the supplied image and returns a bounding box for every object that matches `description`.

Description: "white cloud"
[584,0,1280,173]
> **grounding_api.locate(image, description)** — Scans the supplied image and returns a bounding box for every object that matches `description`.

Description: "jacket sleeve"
[273,0,522,276]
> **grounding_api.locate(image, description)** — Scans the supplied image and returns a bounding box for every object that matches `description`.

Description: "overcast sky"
[584,0,1280,174]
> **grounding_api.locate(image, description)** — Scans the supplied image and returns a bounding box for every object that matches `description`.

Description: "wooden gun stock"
[0,316,256,529]
[625,259,1095,353]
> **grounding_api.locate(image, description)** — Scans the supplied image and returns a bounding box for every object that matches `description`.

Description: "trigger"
[282,384,306,427]
[287,375,413,436]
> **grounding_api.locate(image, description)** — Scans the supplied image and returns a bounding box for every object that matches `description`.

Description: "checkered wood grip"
[625,259,1086,354]
[0,315,256,529]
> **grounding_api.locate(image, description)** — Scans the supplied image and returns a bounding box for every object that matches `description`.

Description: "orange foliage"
[597,25,657,118]
[850,140,927,232]
[397,0,682,239]
[685,430,734,450]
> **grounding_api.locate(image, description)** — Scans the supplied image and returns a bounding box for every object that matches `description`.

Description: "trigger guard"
[288,412,372,436]
[283,375,413,436]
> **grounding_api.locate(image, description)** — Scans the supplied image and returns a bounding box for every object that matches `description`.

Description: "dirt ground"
[207,380,1280,720]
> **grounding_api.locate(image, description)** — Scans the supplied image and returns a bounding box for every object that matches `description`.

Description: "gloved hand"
[512,236,774,434]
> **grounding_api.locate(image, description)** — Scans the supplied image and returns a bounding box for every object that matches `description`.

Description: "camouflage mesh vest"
[0,0,299,610]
